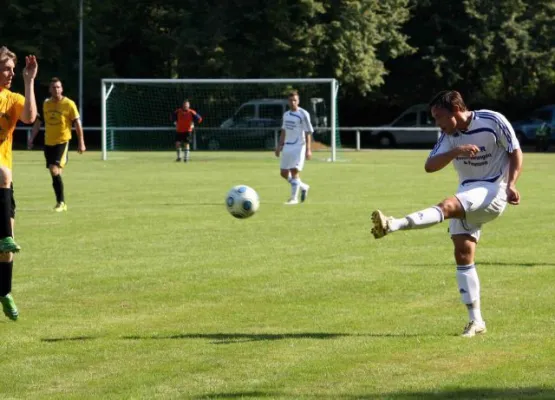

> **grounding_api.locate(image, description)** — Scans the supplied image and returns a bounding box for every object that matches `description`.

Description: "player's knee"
[452,235,476,264]
[0,167,12,188]
[49,166,60,176]
[438,197,463,219]
[0,252,13,263]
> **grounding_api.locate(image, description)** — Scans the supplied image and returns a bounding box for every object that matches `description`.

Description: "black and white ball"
[225,185,260,219]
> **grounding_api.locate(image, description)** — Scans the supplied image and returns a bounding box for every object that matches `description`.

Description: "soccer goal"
[101,78,339,161]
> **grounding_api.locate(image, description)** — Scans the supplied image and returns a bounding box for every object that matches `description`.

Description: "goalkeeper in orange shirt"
[172,100,202,162]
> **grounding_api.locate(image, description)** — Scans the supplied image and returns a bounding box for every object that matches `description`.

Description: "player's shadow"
[408,261,555,268]
[121,332,422,344]
[194,387,555,399]
[41,335,97,343]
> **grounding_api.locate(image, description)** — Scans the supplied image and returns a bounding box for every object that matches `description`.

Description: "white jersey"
[281,107,314,146]
[429,110,520,186]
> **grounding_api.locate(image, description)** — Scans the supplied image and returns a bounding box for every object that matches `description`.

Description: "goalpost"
[101,78,339,161]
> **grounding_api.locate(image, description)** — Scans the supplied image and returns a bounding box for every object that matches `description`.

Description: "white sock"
[456,264,484,323]
[176,148,181,159]
[298,179,309,190]
[184,148,190,161]
[388,206,444,232]
[290,178,300,200]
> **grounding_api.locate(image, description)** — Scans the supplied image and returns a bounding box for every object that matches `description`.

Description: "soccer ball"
[225,185,260,219]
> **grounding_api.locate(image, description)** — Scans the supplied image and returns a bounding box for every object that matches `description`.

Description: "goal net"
[101,78,339,161]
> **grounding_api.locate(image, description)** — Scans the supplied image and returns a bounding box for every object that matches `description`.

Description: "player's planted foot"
[1,294,19,321]
[54,202,67,212]
[175,158,181,162]
[284,198,299,205]
[300,185,310,203]
[461,320,487,338]
[0,237,20,253]
[371,210,392,239]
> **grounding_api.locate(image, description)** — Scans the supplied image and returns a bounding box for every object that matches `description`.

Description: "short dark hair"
[50,77,62,85]
[429,90,467,112]
[288,90,299,98]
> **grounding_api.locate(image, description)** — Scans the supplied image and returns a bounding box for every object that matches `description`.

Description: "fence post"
[356,130,361,151]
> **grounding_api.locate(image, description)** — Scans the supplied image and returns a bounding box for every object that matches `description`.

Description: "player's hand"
[457,144,481,157]
[306,149,312,160]
[23,55,38,82]
[506,185,520,205]
[275,147,281,158]
[78,142,86,154]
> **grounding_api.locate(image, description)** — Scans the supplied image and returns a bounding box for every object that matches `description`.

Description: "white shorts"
[280,145,306,171]
[449,181,508,241]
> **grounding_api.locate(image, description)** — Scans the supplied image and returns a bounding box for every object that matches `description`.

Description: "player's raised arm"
[19,55,38,124]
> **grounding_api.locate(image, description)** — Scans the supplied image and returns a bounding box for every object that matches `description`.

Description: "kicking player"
[275,90,313,205]
[0,47,38,320]
[29,77,86,212]
[371,90,523,337]
[172,100,202,162]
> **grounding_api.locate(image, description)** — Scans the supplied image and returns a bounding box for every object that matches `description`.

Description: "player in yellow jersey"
[0,47,38,321]
[29,77,86,211]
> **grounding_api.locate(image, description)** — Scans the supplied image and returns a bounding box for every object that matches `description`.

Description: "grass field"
[1,150,554,399]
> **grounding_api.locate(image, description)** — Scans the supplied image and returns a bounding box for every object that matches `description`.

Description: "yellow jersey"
[0,88,25,170]
[42,97,80,146]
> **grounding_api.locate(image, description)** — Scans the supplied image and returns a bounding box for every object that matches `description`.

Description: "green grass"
[1,150,554,399]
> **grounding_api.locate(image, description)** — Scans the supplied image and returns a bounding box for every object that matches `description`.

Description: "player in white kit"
[275,90,314,205]
[371,90,523,337]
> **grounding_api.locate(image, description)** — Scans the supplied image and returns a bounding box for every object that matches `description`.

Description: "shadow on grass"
[121,332,423,344]
[41,336,97,343]
[194,387,555,399]
[408,261,555,268]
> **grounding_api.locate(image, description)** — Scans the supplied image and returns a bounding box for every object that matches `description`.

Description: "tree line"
[3,0,554,128]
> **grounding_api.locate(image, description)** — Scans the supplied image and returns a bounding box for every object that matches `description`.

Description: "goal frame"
[101,78,339,161]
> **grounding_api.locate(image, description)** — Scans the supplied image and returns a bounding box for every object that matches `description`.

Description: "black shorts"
[44,142,69,169]
[10,183,15,219]
[175,132,193,144]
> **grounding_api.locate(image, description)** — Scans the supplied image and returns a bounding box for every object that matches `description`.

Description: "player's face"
[431,106,457,134]
[0,58,16,89]
[50,82,63,98]
[288,95,299,111]
[183,101,190,110]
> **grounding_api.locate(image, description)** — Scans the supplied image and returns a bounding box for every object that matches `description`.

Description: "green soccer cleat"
[54,202,67,212]
[0,236,21,253]
[1,294,19,321]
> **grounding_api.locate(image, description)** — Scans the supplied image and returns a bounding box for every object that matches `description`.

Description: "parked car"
[368,104,440,148]
[203,98,329,150]
[510,105,555,144]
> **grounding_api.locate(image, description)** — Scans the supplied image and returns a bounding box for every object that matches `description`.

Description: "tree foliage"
[0,0,553,125]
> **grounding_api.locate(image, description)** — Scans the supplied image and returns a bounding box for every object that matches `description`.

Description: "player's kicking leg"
[371,204,446,239]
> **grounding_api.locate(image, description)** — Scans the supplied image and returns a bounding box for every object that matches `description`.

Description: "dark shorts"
[44,142,69,169]
[10,183,15,219]
[175,132,193,144]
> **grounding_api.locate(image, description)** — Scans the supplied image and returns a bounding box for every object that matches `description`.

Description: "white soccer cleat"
[284,198,299,205]
[300,186,310,203]
[371,210,391,239]
[461,320,487,338]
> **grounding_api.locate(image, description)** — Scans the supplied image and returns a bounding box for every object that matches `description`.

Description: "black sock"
[52,174,65,203]
[0,261,13,296]
[0,188,13,238]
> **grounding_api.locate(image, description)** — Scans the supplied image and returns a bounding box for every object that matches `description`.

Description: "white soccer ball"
[225,185,260,219]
